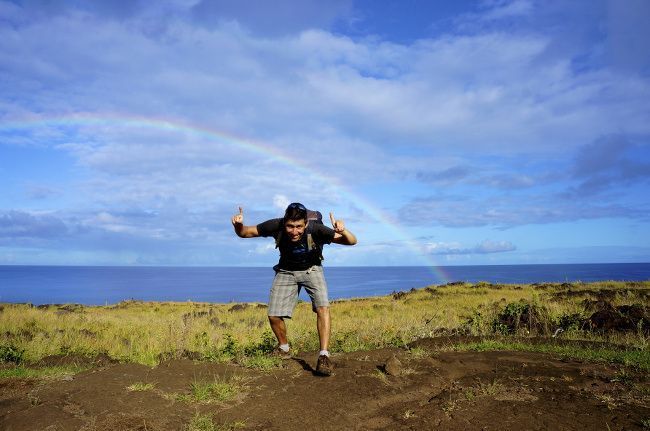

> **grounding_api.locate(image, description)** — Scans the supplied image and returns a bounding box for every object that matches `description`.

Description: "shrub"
[202,334,240,362]
[492,301,552,336]
[243,330,276,356]
[220,334,240,357]
[556,313,585,331]
[0,345,25,364]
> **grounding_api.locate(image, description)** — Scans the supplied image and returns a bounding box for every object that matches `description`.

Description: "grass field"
[1,280,648,369]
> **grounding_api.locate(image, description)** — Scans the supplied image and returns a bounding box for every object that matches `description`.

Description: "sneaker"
[315,354,333,376]
[270,346,292,360]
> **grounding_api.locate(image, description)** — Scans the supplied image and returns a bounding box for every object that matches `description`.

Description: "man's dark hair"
[283,202,307,222]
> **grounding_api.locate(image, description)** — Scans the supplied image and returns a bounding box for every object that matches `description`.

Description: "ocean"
[1,263,649,306]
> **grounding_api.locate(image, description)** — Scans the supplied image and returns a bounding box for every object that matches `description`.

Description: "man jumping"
[231,202,357,376]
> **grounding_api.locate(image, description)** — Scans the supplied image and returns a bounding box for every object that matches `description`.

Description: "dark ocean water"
[1,263,649,305]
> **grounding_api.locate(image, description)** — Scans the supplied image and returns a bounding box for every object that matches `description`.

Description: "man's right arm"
[231,207,260,238]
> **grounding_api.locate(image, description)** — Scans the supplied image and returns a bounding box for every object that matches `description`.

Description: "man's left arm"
[329,212,357,245]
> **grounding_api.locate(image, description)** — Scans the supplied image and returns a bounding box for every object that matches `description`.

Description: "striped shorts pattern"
[268,265,329,318]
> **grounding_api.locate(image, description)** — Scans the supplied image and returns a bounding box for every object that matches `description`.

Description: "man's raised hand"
[329,212,345,233]
[231,207,244,226]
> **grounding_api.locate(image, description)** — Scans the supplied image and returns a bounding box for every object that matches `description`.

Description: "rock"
[384,355,402,376]
[587,303,649,332]
[228,303,249,312]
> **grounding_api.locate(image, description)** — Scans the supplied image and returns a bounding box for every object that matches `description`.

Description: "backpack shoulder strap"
[305,221,324,261]
[274,219,283,249]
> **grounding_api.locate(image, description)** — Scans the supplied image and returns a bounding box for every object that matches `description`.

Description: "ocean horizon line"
[1,261,649,268]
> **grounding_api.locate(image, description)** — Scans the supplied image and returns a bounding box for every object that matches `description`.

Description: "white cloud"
[474,240,517,253]
[424,239,516,255]
[480,0,534,21]
[402,195,647,229]
[3,7,648,161]
[273,195,290,211]
[0,210,67,239]
[253,242,276,254]
[190,0,353,36]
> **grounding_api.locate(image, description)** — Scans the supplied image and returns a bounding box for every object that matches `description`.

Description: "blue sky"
[0,0,649,267]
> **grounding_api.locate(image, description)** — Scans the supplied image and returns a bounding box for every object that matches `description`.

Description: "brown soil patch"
[1,340,648,430]
[36,353,117,368]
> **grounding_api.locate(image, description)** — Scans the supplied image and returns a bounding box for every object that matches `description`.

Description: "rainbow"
[0,112,450,282]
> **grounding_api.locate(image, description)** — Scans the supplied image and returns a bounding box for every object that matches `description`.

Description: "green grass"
[127,382,156,391]
[190,380,236,402]
[186,414,215,431]
[450,339,650,371]
[185,414,246,431]
[0,364,89,379]
[176,375,246,403]
[238,354,283,371]
[475,378,503,396]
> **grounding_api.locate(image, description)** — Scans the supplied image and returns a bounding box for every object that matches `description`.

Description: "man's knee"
[268,316,284,324]
[316,306,329,316]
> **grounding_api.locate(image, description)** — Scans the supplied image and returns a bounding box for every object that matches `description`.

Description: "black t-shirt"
[257,218,335,271]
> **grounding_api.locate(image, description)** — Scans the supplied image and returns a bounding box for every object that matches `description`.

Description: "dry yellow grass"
[1,280,648,366]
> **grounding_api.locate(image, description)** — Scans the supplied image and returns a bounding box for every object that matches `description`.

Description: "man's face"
[284,219,307,242]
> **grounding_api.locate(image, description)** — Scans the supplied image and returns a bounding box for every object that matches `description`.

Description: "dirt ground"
[1,338,649,431]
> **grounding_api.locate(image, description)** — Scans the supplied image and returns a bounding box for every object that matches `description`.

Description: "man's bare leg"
[316,306,330,351]
[268,316,288,345]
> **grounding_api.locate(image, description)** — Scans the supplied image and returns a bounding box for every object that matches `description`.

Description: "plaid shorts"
[267,265,329,318]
